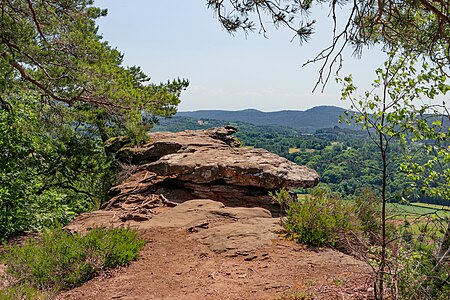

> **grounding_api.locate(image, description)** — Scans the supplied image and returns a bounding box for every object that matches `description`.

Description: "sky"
[94,0,387,112]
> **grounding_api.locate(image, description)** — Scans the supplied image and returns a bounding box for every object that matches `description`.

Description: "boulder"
[144,147,319,190]
[113,126,240,164]
[103,127,320,212]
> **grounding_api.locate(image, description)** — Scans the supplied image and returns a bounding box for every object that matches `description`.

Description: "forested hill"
[177,106,356,130]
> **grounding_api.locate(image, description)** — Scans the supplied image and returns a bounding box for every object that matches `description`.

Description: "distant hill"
[177,106,356,130]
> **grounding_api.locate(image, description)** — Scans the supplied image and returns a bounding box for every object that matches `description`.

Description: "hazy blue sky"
[94,0,387,111]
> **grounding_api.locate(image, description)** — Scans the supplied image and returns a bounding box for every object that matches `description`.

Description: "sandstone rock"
[67,199,284,256]
[140,199,282,256]
[144,147,319,190]
[103,127,320,211]
[119,213,150,222]
[113,126,239,164]
[117,141,183,164]
[194,217,281,255]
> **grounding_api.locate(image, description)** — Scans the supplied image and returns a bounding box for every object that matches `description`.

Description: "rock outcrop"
[57,129,373,300]
[103,127,320,213]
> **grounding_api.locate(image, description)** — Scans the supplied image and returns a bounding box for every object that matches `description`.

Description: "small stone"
[119,213,149,222]
[244,255,258,261]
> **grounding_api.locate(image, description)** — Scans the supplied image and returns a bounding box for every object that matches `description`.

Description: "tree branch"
[26,0,47,42]
[1,51,129,110]
[418,0,450,24]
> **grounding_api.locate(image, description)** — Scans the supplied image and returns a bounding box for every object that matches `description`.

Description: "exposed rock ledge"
[57,130,372,300]
[66,199,283,257]
[103,126,320,213]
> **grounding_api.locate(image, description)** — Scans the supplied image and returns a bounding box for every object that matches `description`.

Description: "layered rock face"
[103,127,320,213]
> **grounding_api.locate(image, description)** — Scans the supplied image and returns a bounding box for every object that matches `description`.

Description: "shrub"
[367,246,450,300]
[354,187,381,236]
[83,227,144,269]
[2,227,144,295]
[0,283,46,300]
[285,186,356,247]
[269,188,292,225]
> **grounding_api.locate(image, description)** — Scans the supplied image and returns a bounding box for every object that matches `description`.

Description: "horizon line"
[178,104,347,113]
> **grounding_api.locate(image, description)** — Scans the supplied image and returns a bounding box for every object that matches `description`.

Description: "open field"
[289,147,300,154]
[383,203,449,237]
[288,148,316,154]
[411,202,450,211]
[387,203,450,218]
[388,203,437,216]
[294,193,449,224]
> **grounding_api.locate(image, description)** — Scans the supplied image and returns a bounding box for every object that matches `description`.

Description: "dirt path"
[55,200,372,300]
[57,229,371,300]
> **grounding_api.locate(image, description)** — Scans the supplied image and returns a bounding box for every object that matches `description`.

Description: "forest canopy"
[0,0,188,141]
[0,0,188,240]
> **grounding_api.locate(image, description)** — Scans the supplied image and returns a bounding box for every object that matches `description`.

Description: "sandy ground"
[54,200,373,300]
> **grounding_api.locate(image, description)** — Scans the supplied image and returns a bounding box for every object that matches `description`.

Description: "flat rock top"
[132,127,320,190]
[145,147,319,189]
[125,127,240,157]
[147,127,239,148]
[67,200,282,257]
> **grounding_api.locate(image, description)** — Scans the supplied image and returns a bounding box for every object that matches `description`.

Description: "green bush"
[83,227,144,269]
[354,188,381,237]
[285,186,356,247]
[0,283,46,300]
[269,188,292,225]
[2,227,144,294]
